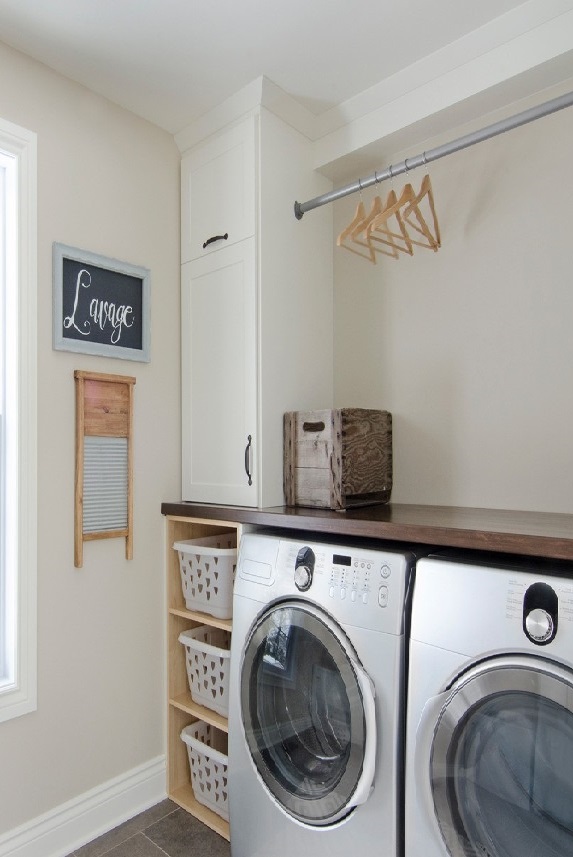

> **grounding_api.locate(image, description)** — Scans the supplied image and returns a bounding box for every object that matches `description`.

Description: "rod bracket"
[294,201,304,220]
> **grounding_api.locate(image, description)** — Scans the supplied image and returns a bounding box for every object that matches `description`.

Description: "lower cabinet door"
[182,237,257,506]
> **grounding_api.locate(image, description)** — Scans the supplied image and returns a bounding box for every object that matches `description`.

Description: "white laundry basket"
[178,626,231,717]
[173,533,237,619]
[181,721,229,821]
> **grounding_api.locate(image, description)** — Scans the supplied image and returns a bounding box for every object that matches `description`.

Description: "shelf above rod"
[294,90,573,220]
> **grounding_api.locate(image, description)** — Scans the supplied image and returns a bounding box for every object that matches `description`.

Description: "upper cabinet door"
[181,116,257,263]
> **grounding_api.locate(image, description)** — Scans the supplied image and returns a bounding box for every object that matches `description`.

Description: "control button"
[351,589,357,602]
[329,586,335,598]
[367,563,372,570]
[362,592,368,605]
[381,564,391,578]
[340,587,347,600]
[378,585,389,608]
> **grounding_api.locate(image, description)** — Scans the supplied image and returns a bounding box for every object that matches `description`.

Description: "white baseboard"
[0,755,166,857]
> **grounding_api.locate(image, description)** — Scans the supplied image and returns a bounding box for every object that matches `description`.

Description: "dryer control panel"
[236,533,412,634]
[411,556,573,656]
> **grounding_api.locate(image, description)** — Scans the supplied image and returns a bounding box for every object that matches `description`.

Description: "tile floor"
[64,800,231,857]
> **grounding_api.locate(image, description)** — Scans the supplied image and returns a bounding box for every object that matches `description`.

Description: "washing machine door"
[240,600,376,826]
[422,655,573,857]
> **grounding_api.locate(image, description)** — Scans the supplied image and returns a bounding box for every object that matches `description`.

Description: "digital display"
[333,553,352,566]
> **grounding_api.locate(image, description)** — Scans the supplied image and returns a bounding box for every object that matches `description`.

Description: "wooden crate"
[284,408,392,510]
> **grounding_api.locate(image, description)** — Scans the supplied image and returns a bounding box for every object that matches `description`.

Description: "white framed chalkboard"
[53,243,150,362]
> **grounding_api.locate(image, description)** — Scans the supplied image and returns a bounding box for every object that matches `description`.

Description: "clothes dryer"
[405,553,573,857]
[229,533,414,857]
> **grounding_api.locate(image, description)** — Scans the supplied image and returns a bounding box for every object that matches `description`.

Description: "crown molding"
[175,0,573,175]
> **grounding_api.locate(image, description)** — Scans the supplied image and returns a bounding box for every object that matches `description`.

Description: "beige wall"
[2,28,571,838]
[0,42,180,832]
[334,85,573,513]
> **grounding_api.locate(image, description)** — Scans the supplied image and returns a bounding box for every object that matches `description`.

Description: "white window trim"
[0,117,37,722]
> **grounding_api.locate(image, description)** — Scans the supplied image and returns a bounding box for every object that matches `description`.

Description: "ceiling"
[0,0,535,135]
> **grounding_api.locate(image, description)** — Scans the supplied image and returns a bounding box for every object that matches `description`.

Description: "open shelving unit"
[166,514,244,841]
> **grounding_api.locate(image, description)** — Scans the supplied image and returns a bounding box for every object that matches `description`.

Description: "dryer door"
[425,655,573,857]
[240,601,376,826]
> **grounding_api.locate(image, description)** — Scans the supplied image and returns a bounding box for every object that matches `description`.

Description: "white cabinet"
[182,239,257,505]
[181,118,255,263]
[180,103,334,508]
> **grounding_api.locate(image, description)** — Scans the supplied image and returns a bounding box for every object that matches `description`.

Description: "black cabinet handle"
[203,233,228,249]
[244,435,253,486]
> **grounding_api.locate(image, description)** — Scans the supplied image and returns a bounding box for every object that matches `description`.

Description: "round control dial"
[294,546,315,592]
[294,565,312,591]
[525,608,554,643]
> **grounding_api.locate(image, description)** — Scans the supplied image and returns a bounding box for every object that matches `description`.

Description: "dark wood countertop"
[161,502,573,561]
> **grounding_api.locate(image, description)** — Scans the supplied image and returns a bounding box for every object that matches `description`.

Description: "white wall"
[0,41,180,835]
[334,86,573,514]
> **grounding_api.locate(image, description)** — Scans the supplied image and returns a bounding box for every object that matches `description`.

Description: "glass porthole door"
[240,601,376,826]
[425,656,573,857]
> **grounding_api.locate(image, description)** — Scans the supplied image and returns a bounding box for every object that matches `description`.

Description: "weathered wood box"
[284,408,392,510]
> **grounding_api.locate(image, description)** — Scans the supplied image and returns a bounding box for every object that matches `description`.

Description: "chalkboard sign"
[53,243,150,362]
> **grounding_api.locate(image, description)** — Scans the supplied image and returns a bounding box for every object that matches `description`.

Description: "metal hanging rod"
[294,90,573,220]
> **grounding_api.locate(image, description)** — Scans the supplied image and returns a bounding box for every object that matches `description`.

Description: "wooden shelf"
[169,606,232,633]
[165,515,240,842]
[170,692,228,733]
[161,501,573,561]
[169,783,230,841]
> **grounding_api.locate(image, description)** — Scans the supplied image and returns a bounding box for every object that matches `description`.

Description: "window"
[0,117,37,722]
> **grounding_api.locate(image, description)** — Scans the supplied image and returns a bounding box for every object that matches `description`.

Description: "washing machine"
[228,532,414,857]
[405,553,573,857]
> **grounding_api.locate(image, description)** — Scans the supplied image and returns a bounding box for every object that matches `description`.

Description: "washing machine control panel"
[328,553,379,604]
[273,539,409,631]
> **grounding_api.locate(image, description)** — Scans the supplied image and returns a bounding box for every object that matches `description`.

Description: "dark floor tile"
[72,801,178,857]
[137,799,179,826]
[145,807,230,857]
[97,832,166,856]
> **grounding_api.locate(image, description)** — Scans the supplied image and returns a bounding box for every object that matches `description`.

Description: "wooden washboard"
[74,370,136,568]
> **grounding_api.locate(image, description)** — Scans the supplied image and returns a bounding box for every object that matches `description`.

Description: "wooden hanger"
[350,194,400,260]
[350,194,382,236]
[373,181,441,252]
[368,188,414,256]
[336,200,376,263]
[336,172,441,262]
[401,174,441,251]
